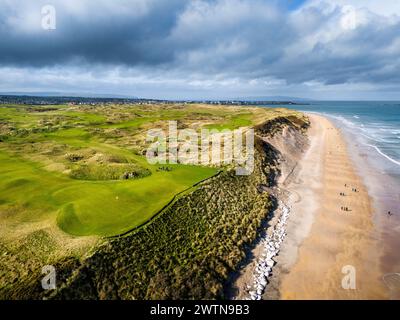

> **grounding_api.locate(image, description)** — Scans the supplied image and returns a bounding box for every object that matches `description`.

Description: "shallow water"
[269,101,400,177]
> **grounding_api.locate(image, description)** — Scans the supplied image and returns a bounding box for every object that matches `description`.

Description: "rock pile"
[246,201,291,300]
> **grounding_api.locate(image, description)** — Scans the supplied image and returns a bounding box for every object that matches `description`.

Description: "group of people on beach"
[340,184,394,217]
[339,184,360,212]
[344,184,358,193]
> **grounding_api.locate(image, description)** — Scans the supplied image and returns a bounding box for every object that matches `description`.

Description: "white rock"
[266,259,274,268]
[260,279,267,286]
[246,200,292,300]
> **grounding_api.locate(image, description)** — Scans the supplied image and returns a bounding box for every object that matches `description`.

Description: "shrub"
[69,164,150,181]
[65,153,84,162]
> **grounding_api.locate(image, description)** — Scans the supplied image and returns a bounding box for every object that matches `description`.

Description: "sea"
[280,101,400,177]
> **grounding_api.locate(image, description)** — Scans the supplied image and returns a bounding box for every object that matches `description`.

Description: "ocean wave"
[335,116,395,144]
[329,115,357,128]
[361,132,395,144]
[360,133,384,143]
[366,144,400,167]
[314,114,399,161]
[329,115,385,143]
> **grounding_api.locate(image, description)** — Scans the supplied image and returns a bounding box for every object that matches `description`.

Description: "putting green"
[0,150,217,237]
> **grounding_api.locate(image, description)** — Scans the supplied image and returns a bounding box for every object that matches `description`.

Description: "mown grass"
[204,113,253,130]
[0,150,216,237]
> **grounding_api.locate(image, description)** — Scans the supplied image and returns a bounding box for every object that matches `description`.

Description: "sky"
[0,0,400,100]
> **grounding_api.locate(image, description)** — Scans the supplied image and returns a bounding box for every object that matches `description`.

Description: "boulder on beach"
[266,259,275,268]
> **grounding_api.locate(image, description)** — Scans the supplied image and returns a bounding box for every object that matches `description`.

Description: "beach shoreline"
[277,114,390,299]
[231,113,396,300]
[332,117,400,300]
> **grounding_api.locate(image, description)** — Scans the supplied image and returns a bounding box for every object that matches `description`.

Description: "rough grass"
[68,163,151,181]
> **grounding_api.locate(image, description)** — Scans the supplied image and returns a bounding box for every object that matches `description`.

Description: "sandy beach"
[276,114,389,299]
[232,113,394,300]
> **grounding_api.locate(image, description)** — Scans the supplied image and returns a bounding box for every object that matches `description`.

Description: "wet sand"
[278,114,388,299]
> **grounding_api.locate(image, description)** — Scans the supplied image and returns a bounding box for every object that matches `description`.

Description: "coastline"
[232,114,392,300]
[278,114,388,299]
[331,116,400,300]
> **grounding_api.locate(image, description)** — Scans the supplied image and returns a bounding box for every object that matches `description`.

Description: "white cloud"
[307,0,400,17]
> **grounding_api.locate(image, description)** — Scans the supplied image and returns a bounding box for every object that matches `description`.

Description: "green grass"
[203,113,253,130]
[57,111,106,125]
[100,117,155,129]
[0,103,306,239]
[57,165,217,236]
[0,150,217,237]
[68,163,150,181]
[45,128,91,140]
[0,103,310,299]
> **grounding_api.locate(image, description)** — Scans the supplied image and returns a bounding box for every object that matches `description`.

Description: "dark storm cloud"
[0,0,400,92]
[0,0,186,67]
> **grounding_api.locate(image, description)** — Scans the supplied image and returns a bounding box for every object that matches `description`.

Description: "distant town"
[0,94,306,106]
